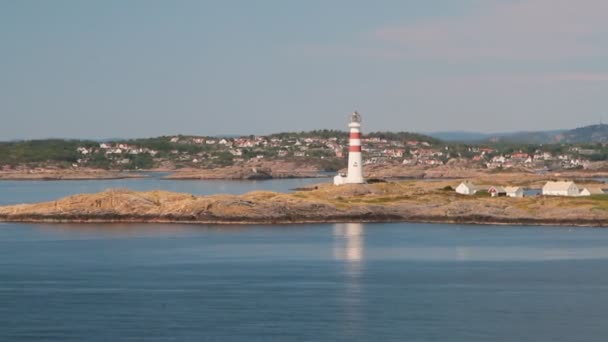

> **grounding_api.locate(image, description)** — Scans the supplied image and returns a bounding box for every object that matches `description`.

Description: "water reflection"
[333,223,365,338]
[333,223,364,263]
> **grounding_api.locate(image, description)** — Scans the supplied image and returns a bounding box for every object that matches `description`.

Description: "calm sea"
[0,173,325,205]
[2,178,608,341]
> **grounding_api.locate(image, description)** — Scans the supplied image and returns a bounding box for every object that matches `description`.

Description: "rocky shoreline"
[5,163,608,182]
[2,181,608,227]
[0,169,144,181]
[3,214,608,227]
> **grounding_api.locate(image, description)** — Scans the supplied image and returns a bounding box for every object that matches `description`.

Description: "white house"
[579,187,603,197]
[504,186,524,198]
[492,155,506,163]
[229,149,243,156]
[579,188,592,197]
[333,173,346,186]
[542,181,580,197]
[456,181,478,195]
[76,147,90,155]
[588,187,604,195]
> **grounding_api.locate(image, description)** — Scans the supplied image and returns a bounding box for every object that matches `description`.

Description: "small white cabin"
[542,181,580,197]
[504,186,524,198]
[333,174,346,186]
[582,187,604,196]
[456,181,478,195]
[579,188,592,197]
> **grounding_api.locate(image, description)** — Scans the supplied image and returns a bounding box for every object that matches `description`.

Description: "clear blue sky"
[1,0,607,139]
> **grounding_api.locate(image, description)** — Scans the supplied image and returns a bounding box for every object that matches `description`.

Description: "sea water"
[0,174,324,205]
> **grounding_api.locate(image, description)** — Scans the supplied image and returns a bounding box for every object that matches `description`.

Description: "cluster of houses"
[79,144,159,157]
[400,148,445,166]
[74,135,441,167]
[456,180,605,198]
[478,150,588,170]
[69,132,601,171]
[166,135,346,160]
[456,181,526,197]
[363,139,444,165]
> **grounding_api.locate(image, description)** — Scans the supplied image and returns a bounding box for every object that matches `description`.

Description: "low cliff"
[0,169,142,180]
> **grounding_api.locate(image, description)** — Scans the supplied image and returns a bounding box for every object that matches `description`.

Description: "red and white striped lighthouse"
[346,111,365,183]
[334,111,365,185]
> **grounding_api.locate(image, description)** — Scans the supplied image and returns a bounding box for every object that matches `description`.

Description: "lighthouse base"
[333,174,346,185]
[333,174,366,186]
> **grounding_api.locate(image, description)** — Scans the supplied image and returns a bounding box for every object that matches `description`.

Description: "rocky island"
[2,180,608,226]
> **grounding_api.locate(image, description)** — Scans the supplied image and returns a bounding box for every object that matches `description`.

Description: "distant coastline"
[4,165,608,182]
[0,169,144,181]
[5,125,608,179]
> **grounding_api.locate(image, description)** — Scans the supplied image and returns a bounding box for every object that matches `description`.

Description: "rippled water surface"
[3,221,608,341]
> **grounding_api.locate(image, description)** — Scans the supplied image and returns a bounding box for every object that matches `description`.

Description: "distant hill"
[429,124,608,144]
[426,131,493,142]
[483,130,564,144]
[269,130,441,145]
[427,130,564,143]
[554,124,608,144]
[366,131,442,145]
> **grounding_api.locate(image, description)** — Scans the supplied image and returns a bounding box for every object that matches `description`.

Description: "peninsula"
[2,180,608,226]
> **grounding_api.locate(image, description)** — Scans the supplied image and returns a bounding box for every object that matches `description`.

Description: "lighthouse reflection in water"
[333,223,364,263]
[333,223,365,334]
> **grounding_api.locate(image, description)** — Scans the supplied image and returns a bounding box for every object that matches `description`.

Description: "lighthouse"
[334,111,365,185]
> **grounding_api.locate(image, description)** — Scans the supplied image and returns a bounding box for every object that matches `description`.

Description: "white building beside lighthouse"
[334,111,365,185]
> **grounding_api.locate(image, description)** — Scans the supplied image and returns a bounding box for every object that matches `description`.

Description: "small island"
[2,179,608,226]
